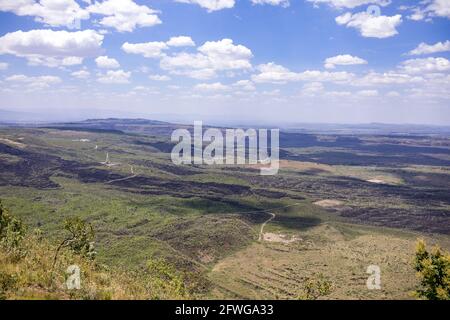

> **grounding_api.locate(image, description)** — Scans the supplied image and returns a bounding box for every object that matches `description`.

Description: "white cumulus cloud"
[195,82,229,91]
[87,0,161,32]
[405,0,450,21]
[408,41,450,56]
[71,69,90,79]
[5,73,61,88]
[335,12,402,38]
[0,29,103,67]
[95,55,120,68]
[306,0,391,9]
[166,36,195,47]
[324,54,367,69]
[251,62,354,84]
[97,69,131,83]
[0,0,89,28]
[233,79,255,91]
[175,0,235,12]
[149,74,171,81]
[400,57,450,74]
[160,38,253,79]
[122,41,168,58]
[250,0,290,7]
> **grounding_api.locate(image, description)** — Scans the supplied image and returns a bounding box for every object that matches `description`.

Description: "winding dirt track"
[105,165,137,184]
[258,212,276,241]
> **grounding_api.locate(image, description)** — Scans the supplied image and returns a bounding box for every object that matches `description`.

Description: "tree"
[414,239,450,300]
[52,217,96,269]
[0,201,26,250]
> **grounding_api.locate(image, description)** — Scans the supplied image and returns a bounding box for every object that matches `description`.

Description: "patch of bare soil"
[197,251,215,264]
[314,199,344,208]
[47,130,93,137]
[367,178,389,184]
[262,233,301,244]
[279,160,333,172]
[0,138,26,148]
[250,160,333,173]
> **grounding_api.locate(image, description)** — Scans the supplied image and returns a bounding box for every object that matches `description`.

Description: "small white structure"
[100,152,119,167]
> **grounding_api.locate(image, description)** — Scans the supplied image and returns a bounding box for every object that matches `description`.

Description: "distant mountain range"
[2,111,450,135]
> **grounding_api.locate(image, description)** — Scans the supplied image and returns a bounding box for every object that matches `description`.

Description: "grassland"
[0,120,449,299]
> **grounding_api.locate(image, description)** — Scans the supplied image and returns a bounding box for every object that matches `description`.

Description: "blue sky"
[0,0,449,124]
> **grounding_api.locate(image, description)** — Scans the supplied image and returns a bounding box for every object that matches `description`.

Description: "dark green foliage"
[62,217,96,258]
[52,217,96,270]
[0,201,26,250]
[414,239,450,300]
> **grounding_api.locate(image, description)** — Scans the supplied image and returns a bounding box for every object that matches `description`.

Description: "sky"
[0,0,449,125]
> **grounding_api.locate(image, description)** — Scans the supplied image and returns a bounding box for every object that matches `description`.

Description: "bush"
[0,271,17,300]
[297,273,333,300]
[147,259,189,299]
[0,201,26,251]
[414,239,450,300]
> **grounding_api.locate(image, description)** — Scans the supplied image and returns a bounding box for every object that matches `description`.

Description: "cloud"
[300,82,324,96]
[250,0,290,7]
[251,63,299,83]
[335,12,402,38]
[426,0,450,19]
[166,36,195,47]
[357,89,378,97]
[325,90,352,97]
[405,0,450,21]
[355,71,422,86]
[324,54,367,69]
[97,69,130,83]
[175,0,235,12]
[160,39,253,79]
[5,73,61,88]
[122,41,168,58]
[71,69,90,79]
[400,57,450,74]
[306,0,391,9]
[0,62,8,70]
[122,36,196,59]
[87,0,161,32]
[0,29,103,67]
[0,0,89,28]
[149,74,171,81]
[251,62,354,84]
[233,79,255,91]
[95,55,120,68]
[195,82,229,91]
[386,91,400,97]
[408,41,450,56]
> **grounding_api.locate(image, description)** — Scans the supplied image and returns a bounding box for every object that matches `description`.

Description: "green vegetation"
[0,200,26,258]
[414,240,450,300]
[297,274,333,300]
[1,122,450,300]
[0,203,191,300]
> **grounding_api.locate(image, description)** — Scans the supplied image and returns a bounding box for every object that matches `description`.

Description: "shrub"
[414,239,450,300]
[0,271,17,300]
[0,201,26,252]
[297,273,333,300]
[147,259,189,299]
